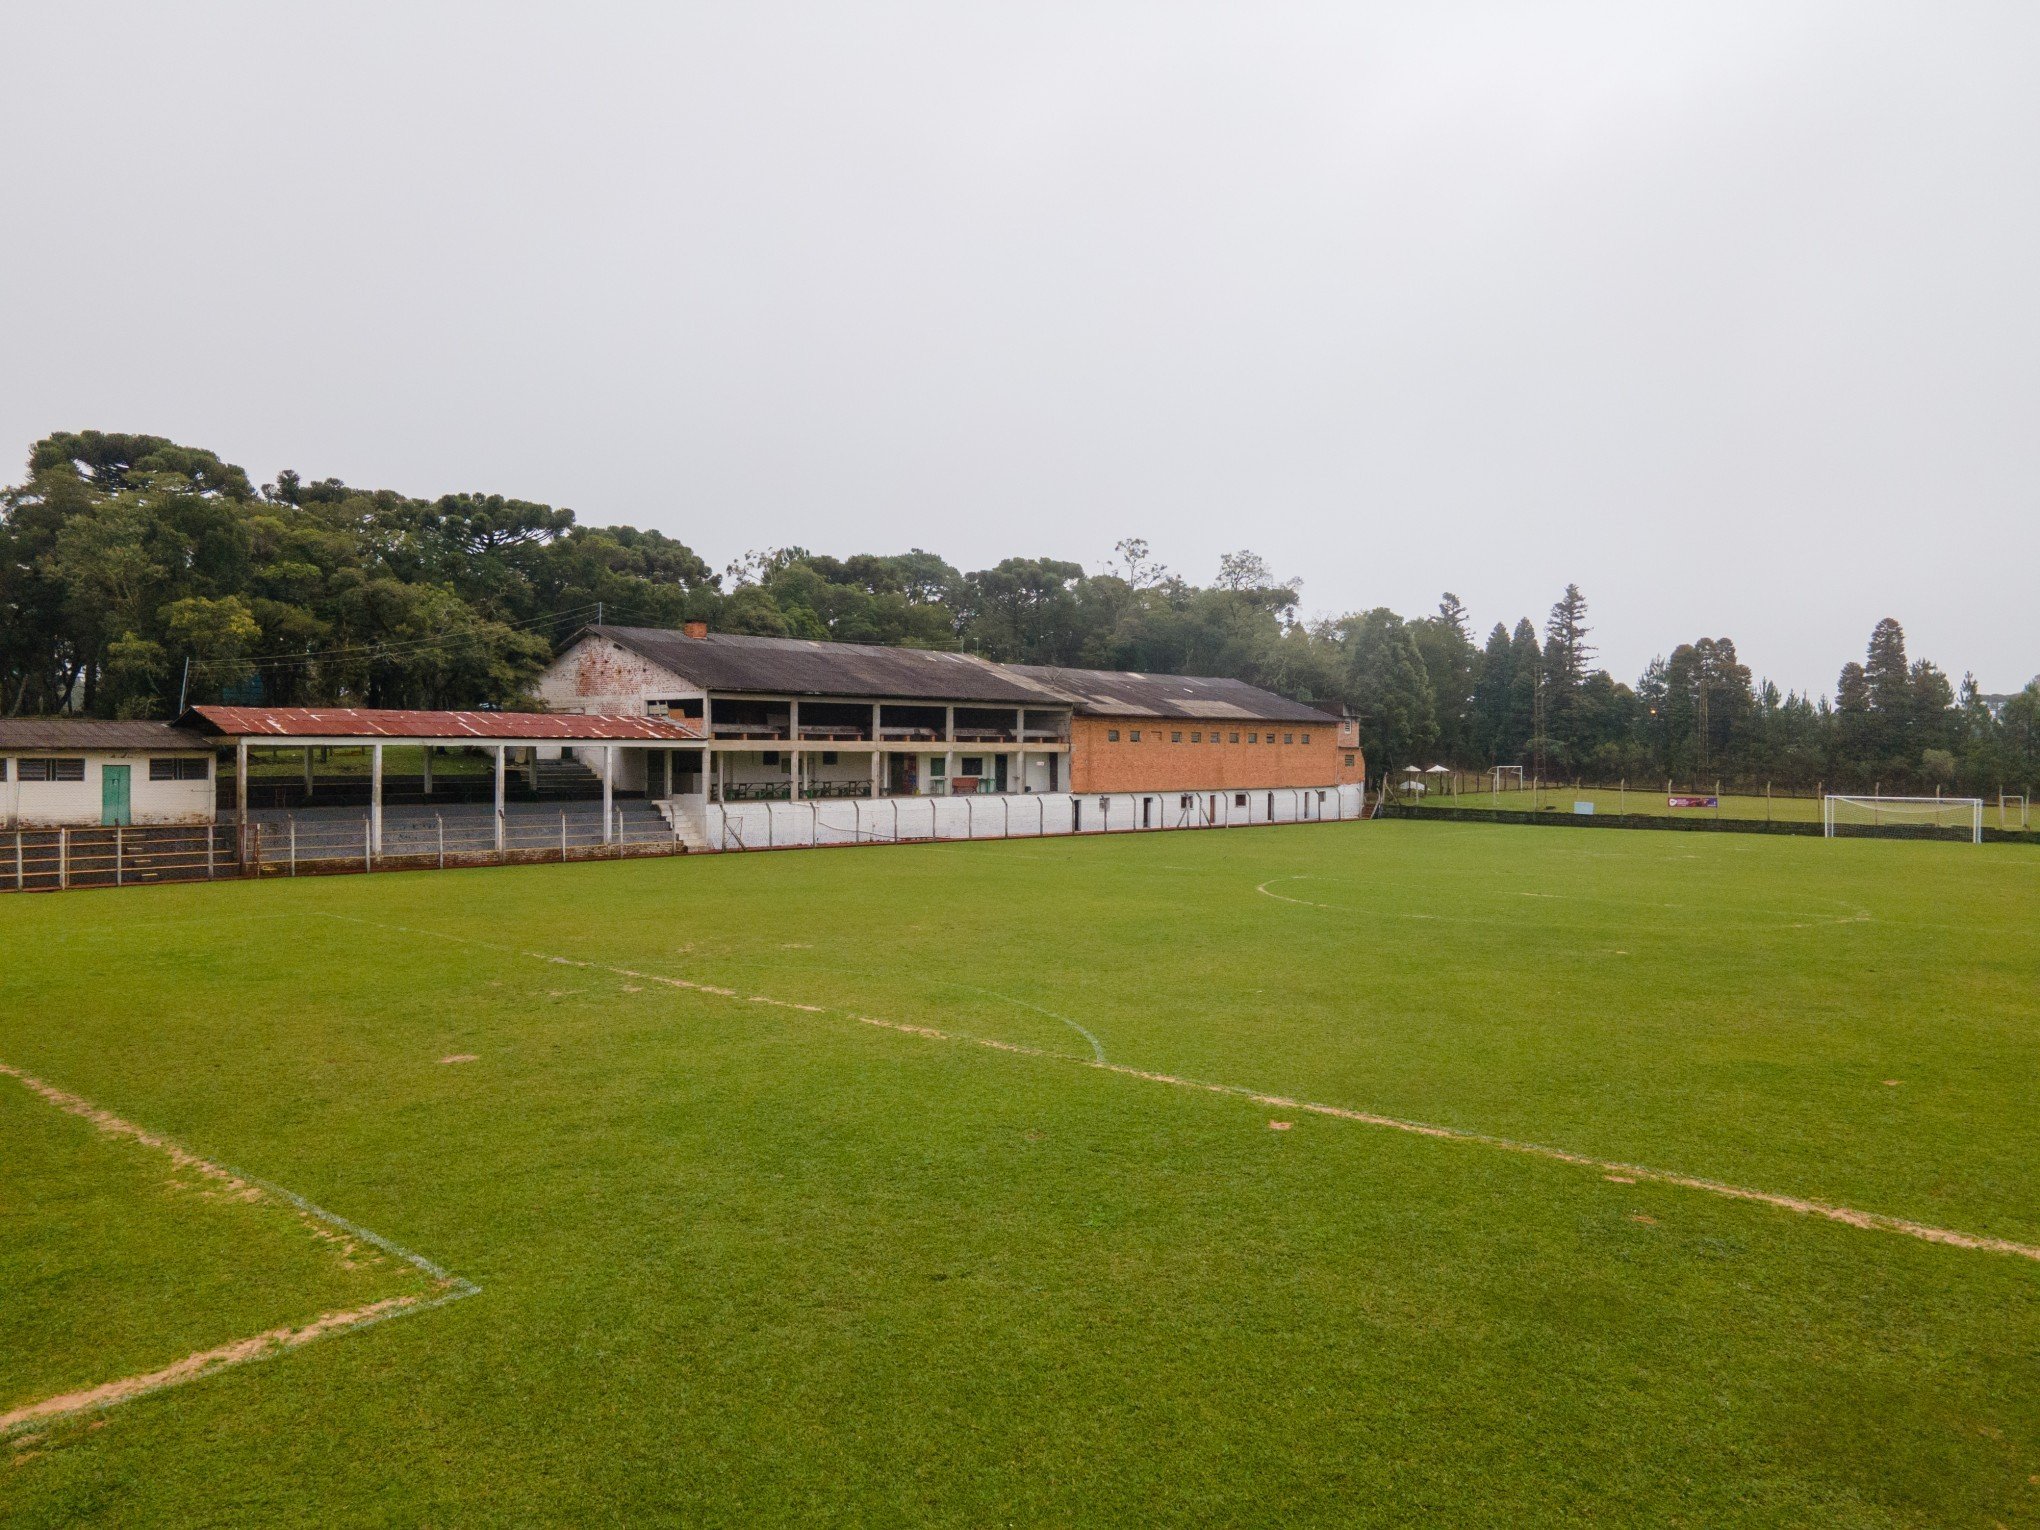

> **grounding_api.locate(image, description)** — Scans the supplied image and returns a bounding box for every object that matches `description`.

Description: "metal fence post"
[206,825,214,880]
[364,818,372,874]
[115,826,123,887]
[290,817,297,876]
[561,811,568,862]
[14,830,21,891]
[59,828,68,889]
[437,813,445,870]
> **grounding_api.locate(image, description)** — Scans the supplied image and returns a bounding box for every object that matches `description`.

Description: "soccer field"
[3,822,2036,1525]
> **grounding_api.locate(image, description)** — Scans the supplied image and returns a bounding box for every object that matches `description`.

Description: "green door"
[101,764,132,826]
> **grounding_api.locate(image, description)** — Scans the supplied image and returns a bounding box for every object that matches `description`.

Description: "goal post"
[1823,795,1984,844]
[1490,765,1524,804]
[2001,793,2030,832]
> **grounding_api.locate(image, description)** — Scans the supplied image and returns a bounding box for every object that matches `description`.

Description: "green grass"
[1430,784,2032,830]
[1,822,2036,1525]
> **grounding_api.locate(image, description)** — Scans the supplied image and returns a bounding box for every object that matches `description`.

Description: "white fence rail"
[705,785,1364,851]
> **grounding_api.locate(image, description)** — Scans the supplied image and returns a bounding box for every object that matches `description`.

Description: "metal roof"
[1004,665,1338,724]
[183,705,704,742]
[585,625,1065,706]
[0,719,211,751]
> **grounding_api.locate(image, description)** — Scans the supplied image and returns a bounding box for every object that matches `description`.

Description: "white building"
[0,720,216,828]
[537,623,1075,803]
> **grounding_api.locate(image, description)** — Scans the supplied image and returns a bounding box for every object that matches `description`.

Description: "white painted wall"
[2,750,215,828]
[698,784,1363,850]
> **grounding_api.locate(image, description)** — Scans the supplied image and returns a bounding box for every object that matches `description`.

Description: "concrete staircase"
[654,798,715,853]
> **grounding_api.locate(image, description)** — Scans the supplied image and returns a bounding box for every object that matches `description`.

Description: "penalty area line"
[0,1063,479,1440]
[308,912,2040,1268]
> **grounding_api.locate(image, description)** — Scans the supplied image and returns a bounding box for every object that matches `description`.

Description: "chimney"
[682,620,709,640]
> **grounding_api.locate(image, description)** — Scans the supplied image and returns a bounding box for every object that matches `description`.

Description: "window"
[1301,733,1311,745]
[1344,752,1357,767]
[1266,735,1276,746]
[930,757,946,776]
[1209,734,1219,746]
[19,758,84,782]
[962,757,983,775]
[1284,733,1294,745]
[1180,794,1194,809]
[761,750,780,765]
[0,759,7,781]
[820,751,839,765]
[1229,732,1240,744]
[150,757,208,781]
[1170,731,1182,743]
[1247,733,1258,744]
[1130,730,1142,743]
[1107,729,1120,742]
[1235,793,1248,808]
[1189,731,1201,743]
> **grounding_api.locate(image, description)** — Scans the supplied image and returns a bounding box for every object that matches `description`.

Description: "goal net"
[1823,795,1983,844]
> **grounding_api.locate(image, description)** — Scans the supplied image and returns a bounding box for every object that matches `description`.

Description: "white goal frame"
[1490,765,1524,803]
[2002,793,2030,832]
[1823,794,1983,844]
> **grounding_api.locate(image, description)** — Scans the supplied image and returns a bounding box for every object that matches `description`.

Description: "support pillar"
[494,746,506,850]
[871,748,881,799]
[602,746,615,844]
[303,747,314,800]
[235,739,249,864]
[370,742,384,856]
[421,747,432,796]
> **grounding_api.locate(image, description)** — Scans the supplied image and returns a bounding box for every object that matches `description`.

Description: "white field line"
[0,1063,478,1438]
[309,913,2040,1267]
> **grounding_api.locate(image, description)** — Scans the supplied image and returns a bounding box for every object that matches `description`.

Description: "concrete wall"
[536,635,699,717]
[700,783,1364,850]
[2,750,216,828]
[1068,716,1345,794]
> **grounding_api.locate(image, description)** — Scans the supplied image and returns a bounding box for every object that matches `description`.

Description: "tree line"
[3,431,2034,795]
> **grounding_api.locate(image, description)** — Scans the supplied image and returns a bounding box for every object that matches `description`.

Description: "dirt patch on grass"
[438,1054,479,1065]
[0,1295,426,1435]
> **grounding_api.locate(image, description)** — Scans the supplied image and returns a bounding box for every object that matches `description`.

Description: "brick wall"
[534,636,696,716]
[1334,718,1367,786]
[1068,716,1351,793]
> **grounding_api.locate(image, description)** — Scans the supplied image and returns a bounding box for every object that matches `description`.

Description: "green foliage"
[1,433,2031,794]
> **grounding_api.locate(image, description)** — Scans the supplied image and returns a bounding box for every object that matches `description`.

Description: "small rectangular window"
[1229,732,1240,744]
[1344,752,1356,767]
[1189,731,1201,743]
[1266,735,1276,746]
[1170,731,1182,744]
[20,758,85,782]
[1107,729,1120,742]
[1179,794,1194,809]
[1130,730,1142,742]
[1235,793,1248,808]
[1284,733,1294,744]
[0,758,7,782]
[1247,733,1257,744]
[821,750,839,765]
[1301,733,1311,745]
[149,757,208,781]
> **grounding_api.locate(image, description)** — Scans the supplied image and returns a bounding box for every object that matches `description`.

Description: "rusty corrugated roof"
[0,719,211,751]
[183,706,703,742]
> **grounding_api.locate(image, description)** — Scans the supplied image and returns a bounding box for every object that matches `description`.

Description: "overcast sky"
[3,3,2035,697]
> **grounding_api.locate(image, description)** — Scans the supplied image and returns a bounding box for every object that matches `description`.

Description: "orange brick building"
[1010,666,1364,795]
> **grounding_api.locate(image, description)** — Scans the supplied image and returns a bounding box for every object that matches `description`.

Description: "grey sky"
[4,3,2035,697]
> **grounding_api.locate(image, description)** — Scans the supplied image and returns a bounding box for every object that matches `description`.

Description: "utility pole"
[177,657,191,714]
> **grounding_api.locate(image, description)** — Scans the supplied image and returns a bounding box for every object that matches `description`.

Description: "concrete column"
[871,702,881,742]
[421,747,432,796]
[370,742,384,856]
[494,746,506,850]
[303,747,314,800]
[944,705,954,743]
[602,746,614,843]
[870,748,881,798]
[235,739,249,862]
